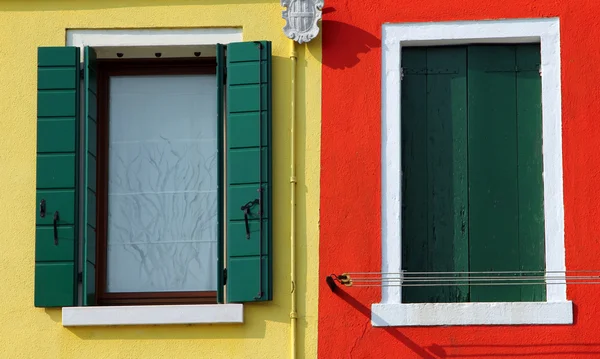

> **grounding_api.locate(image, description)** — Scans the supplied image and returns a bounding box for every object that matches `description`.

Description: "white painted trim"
[66,28,243,49]
[371,301,573,326]
[379,18,568,326]
[62,304,243,326]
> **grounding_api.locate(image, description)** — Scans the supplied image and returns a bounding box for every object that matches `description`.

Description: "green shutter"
[468,45,520,302]
[35,47,80,307]
[83,47,97,306]
[401,44,545,303]
[468,45,545,302]
[401,47,469,303]
[515,45,546,302]
[225,41,272,302]
[216,43,225,304]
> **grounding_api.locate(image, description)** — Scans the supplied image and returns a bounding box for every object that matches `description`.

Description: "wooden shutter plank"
[228,112,268,148]
[227,184,270,221]
[38,91,78,117]
[35,46,80,307]
[228,220,269,256]
[425,47,469,303]
[216,44,225,304]
[35,226,75,261]
[37,119,76,153]
[226,42,268,62]
[227,62,269,84]
[402,47,469,303]
[516,44,546,301]
[401,48,430,303]
[226,41,272,303]
[228,257,270,302]
[468,45,521,302]
[227,85,269,113]
[36,191,76,225]
[227,148,269,185]
[36,154,76,188]
[83,46,98,306]
[35,263,76,307]
[38,68,78,90]
[38,48,80,66]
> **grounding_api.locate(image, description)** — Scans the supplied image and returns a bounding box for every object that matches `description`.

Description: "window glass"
[106,74,218,293]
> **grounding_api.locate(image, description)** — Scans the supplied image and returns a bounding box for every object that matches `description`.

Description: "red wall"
[319,1,600,358]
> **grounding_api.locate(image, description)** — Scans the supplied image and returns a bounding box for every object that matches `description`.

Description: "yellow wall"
[0,1,320,358]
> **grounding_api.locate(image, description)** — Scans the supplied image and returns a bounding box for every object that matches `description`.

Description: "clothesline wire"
[349,276,600,282]
[345,270,600,275]
[351,282,600,287]
[327,271,600,289]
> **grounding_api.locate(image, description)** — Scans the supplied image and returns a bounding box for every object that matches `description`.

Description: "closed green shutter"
[468,45,545,302]
[35,47,80,307]
[401,44,545,303]
[83,47,97,306]
[225,41,273,302]
[401,47,469,303]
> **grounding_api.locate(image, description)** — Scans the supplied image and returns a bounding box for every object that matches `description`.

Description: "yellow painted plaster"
[0,1,320,358]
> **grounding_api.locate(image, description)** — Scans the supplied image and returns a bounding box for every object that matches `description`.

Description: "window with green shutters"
[401,44,545,303]
[34,42,273,307]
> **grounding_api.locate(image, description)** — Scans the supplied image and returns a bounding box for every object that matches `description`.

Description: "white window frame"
[374,18,573,327]
[61,28,243,327]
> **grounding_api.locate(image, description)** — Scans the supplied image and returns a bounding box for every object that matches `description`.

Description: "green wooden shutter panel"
[35,47,80,307]
[225,41,273,302]
[83,47,98,306]
[468,44,545,302]
[401,47,469,304]
[401,44,545,303]
[514,45,546,302]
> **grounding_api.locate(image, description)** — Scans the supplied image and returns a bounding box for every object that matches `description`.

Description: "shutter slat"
[516,44,546,302]
[35,47,80,307]
[468,45,521,302]
[225,41,273,303]
[37,119,76,153]
[216,44,225,304]
[401,48,431,305]
[425,47,469,303]
[83,46,98,306]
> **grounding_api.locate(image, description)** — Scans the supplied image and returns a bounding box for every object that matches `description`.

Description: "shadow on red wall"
[321,9,380,69]
[331,286,438,359]
[331,286,600,358]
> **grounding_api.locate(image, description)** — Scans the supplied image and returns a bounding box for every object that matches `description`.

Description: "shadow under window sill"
[62,303,243,327]
[371,301,573,327]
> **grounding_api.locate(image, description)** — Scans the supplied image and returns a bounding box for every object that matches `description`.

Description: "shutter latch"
[40,199,46,218]
[53,211,60,246]
[241,199,259,239]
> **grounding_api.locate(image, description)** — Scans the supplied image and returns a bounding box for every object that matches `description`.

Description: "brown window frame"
[96,58,219,306]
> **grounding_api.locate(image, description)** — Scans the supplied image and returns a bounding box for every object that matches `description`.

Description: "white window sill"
[62,304,243,327]
[371,301,573,327]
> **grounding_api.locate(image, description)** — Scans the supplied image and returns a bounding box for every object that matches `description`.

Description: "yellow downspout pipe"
[289,39,298,359]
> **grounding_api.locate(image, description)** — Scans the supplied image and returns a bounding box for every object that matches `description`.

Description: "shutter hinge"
[400,67,405,81]
[223,268,228,286]
[77,272,83,283]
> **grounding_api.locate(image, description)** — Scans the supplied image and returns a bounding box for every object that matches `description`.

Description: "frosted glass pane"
[106,75,218,293]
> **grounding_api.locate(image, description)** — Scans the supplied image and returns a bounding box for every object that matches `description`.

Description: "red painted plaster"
[319,1,600,358]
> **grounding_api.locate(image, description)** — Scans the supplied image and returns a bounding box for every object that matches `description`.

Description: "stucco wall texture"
[320,1,600,358]
[0,1,321,358]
